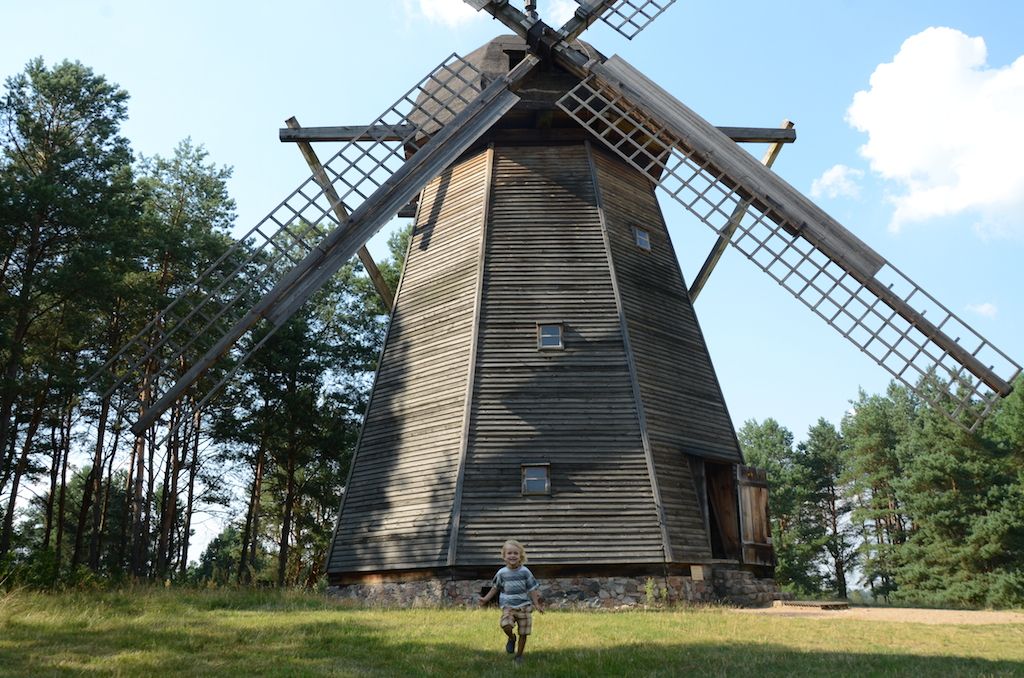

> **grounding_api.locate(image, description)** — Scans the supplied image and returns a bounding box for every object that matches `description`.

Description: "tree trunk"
[130,428,147,577]
[0,218,42,478]
[1,398,32,505]
[0,389,46,557]
[826,484,848,599]
[0,427,18,503]
[155,408,179,577]
[238,428,268,585]
[74,395,111,569]
[54,399,73,580]
[142,424,157,576]
[94,418,121,570]
[179,412,200,575]
[43,420,61,549]
[117,428,136,569]
[277,454,296,587]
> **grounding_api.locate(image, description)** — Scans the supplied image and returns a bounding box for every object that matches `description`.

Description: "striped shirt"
[492,565,539,608]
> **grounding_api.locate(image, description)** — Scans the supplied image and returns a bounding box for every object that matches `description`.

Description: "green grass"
[1,587,1022,677]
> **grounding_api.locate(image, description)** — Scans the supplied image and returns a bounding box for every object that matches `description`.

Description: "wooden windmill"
[95,1,1021,595]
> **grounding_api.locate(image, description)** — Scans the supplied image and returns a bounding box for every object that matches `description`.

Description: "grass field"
[1,588,1022,677]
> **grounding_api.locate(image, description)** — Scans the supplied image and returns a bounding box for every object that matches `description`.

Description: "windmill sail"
[556,55,1021,430]
[91,53,522,433]
[593,0,677,39]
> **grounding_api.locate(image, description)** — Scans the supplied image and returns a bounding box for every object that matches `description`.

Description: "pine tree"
[799,418,856,598]
[738,418,824,594]
[0,58,136,560]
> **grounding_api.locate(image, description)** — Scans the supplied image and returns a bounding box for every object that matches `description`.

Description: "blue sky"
[3,0,1022,444]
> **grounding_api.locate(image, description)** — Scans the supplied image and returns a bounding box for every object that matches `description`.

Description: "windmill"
[93,1,1020,603]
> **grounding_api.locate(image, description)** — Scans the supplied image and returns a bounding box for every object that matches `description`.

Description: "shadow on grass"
[3,609,1022,678]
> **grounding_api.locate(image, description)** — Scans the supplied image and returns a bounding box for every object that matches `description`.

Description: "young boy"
[479,539,544,663]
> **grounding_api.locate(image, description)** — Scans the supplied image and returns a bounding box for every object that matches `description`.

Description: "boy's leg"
[500,608,516,653]
[514,609,532,658]
[516,632,527,657]
[500,608,516,638]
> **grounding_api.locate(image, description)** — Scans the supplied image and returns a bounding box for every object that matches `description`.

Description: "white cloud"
[412,0,479,27]
[810,164,864,199]
[966,302,998,318]
[544,0,579,26]
[846,27,1024,235]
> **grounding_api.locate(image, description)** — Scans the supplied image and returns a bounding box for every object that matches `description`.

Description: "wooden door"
[736,465,774,566]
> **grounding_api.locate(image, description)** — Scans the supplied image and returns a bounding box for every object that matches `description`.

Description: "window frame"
[633,226,652,251]
[536,323,564,351]
[521,463,551,496]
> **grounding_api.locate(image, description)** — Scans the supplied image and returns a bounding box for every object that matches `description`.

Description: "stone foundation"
[711,567,778,607]
[328,567,776,609]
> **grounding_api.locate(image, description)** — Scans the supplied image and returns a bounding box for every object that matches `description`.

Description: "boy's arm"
[480,578,499,605]
[479,587,497,605]
[529,588,544,613]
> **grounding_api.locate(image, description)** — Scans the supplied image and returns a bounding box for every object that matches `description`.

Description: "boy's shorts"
[500,605,533,636]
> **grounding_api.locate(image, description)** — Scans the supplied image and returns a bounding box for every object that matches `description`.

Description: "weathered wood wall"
[593,148,743,467]
[591,146,736,561]
[328,141,749,577]
[455,145,665,566]
[327,149,489,573]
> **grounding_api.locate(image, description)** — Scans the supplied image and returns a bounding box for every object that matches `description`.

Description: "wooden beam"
[279,124,416,143]
[130,74,526,435]
[715,126,796,144]
[285,117,395,312]
[588,56,1011,398]
[557,0,617,43]
[280,123,795,145]
[263,70,530,328]
[689,120,795,303]
[592,57,884,278]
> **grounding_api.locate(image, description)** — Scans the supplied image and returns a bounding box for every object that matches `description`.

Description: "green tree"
[130,139,236,578]
[738,418,823,594]
[891,377,1024,607]
[210,246,388,587]
[840,385,915,601]
[192,524,243,585]
[799,418,855,598]
[0,58,136,559]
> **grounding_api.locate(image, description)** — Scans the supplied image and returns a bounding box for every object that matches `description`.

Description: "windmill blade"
[557,55,1021,432]
[466,0,675,42]
[580,0,677,40]
[554,1,617,42]
[129,66,529,435]
[92,52,526,435]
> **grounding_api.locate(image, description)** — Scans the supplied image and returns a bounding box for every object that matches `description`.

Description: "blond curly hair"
[500,539,528,564]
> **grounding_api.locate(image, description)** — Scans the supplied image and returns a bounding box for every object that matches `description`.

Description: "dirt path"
[737,604,1024,625]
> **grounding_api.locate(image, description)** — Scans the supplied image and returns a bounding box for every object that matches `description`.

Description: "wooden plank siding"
[327,149,490,573]
[455,145,665,566]
[329,141,746,576]
[591,145,746,560]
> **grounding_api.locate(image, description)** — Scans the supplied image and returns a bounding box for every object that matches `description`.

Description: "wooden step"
[774,600,850,610]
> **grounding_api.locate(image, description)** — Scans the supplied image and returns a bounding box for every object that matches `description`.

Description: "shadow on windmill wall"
[413,167,452,253]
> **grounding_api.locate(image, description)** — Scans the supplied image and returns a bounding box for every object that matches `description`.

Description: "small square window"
[537,323,563,350]
[633,227,651,251]
[522,464,550,495]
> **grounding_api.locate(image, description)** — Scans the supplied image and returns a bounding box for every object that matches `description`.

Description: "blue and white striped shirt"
[492,565,539,608]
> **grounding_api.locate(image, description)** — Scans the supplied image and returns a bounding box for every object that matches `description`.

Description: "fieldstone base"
[712,567,778,607]
[328,568,776,609]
